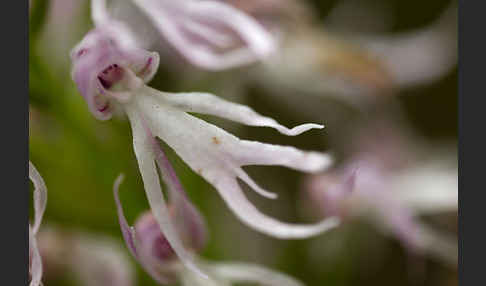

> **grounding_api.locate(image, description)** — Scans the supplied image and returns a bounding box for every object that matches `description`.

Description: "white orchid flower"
[71,12,338,278]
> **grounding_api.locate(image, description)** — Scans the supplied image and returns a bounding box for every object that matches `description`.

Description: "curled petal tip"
[303,152,334,173]
[275,123,324,136]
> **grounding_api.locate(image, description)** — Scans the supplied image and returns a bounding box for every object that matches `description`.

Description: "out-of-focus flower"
[94,0,276,70]
[352,4,457,88]
[37,225,135,286]
[29,162,48,286]
[71,4,338,278]
[226,0,456,105]
[305,131,458,265]
[224,0,394,102]
[219,0,315,36]
[114,175,304,286]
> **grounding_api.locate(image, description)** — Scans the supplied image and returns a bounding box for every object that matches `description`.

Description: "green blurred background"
[29,0,457,285]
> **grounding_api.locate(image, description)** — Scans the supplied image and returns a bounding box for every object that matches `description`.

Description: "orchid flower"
[92,0,276,70]
[37,225,136,286]
[306,155,458,265]
[71,11,338,278]
[29,161,48,286]
[114,174,305,286]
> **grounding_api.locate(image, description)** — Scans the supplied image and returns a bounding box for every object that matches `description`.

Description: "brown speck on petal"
[212,137,220,145]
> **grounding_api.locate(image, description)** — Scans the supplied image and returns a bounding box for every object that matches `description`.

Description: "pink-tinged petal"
[113,174,138,258]
[133,0,276,70]
[29,225,43,286]
[113,177,176,284]
[29,162,47,235]
[125,108,208,279]
[208,262,304,286]
[70,24,159,120]
[156,91,324,136]
[127,87,339,239]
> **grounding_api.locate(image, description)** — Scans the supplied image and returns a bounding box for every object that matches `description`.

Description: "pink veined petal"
[208,262,304,286]
[113,175,175,284]
[29,161,47,235]
[126,108,208,279]
[155,91,324,136]
[29,225,43,286]
[133,0,276,70]
[128,88,339,239]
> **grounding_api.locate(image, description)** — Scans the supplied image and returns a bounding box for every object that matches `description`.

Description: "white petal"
[133,0,276,70]
[390,166,458,214]
[128,87,339,239]
[155,91,324,136]
[208,262,304,286]
[126,107,208,279]
[29,225,43,286]
[91,0,109,26]
[29,161,47,235]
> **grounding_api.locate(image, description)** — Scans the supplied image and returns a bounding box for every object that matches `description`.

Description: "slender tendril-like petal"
[113,175,174,284]
[29,161,47,235]
[29,226,43,286]
[216,176,340,239]
[113,174,138,258]
[155,91,324,136]
[126,86,339,239]
[208,262,305,286]
[126,108,208,279]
